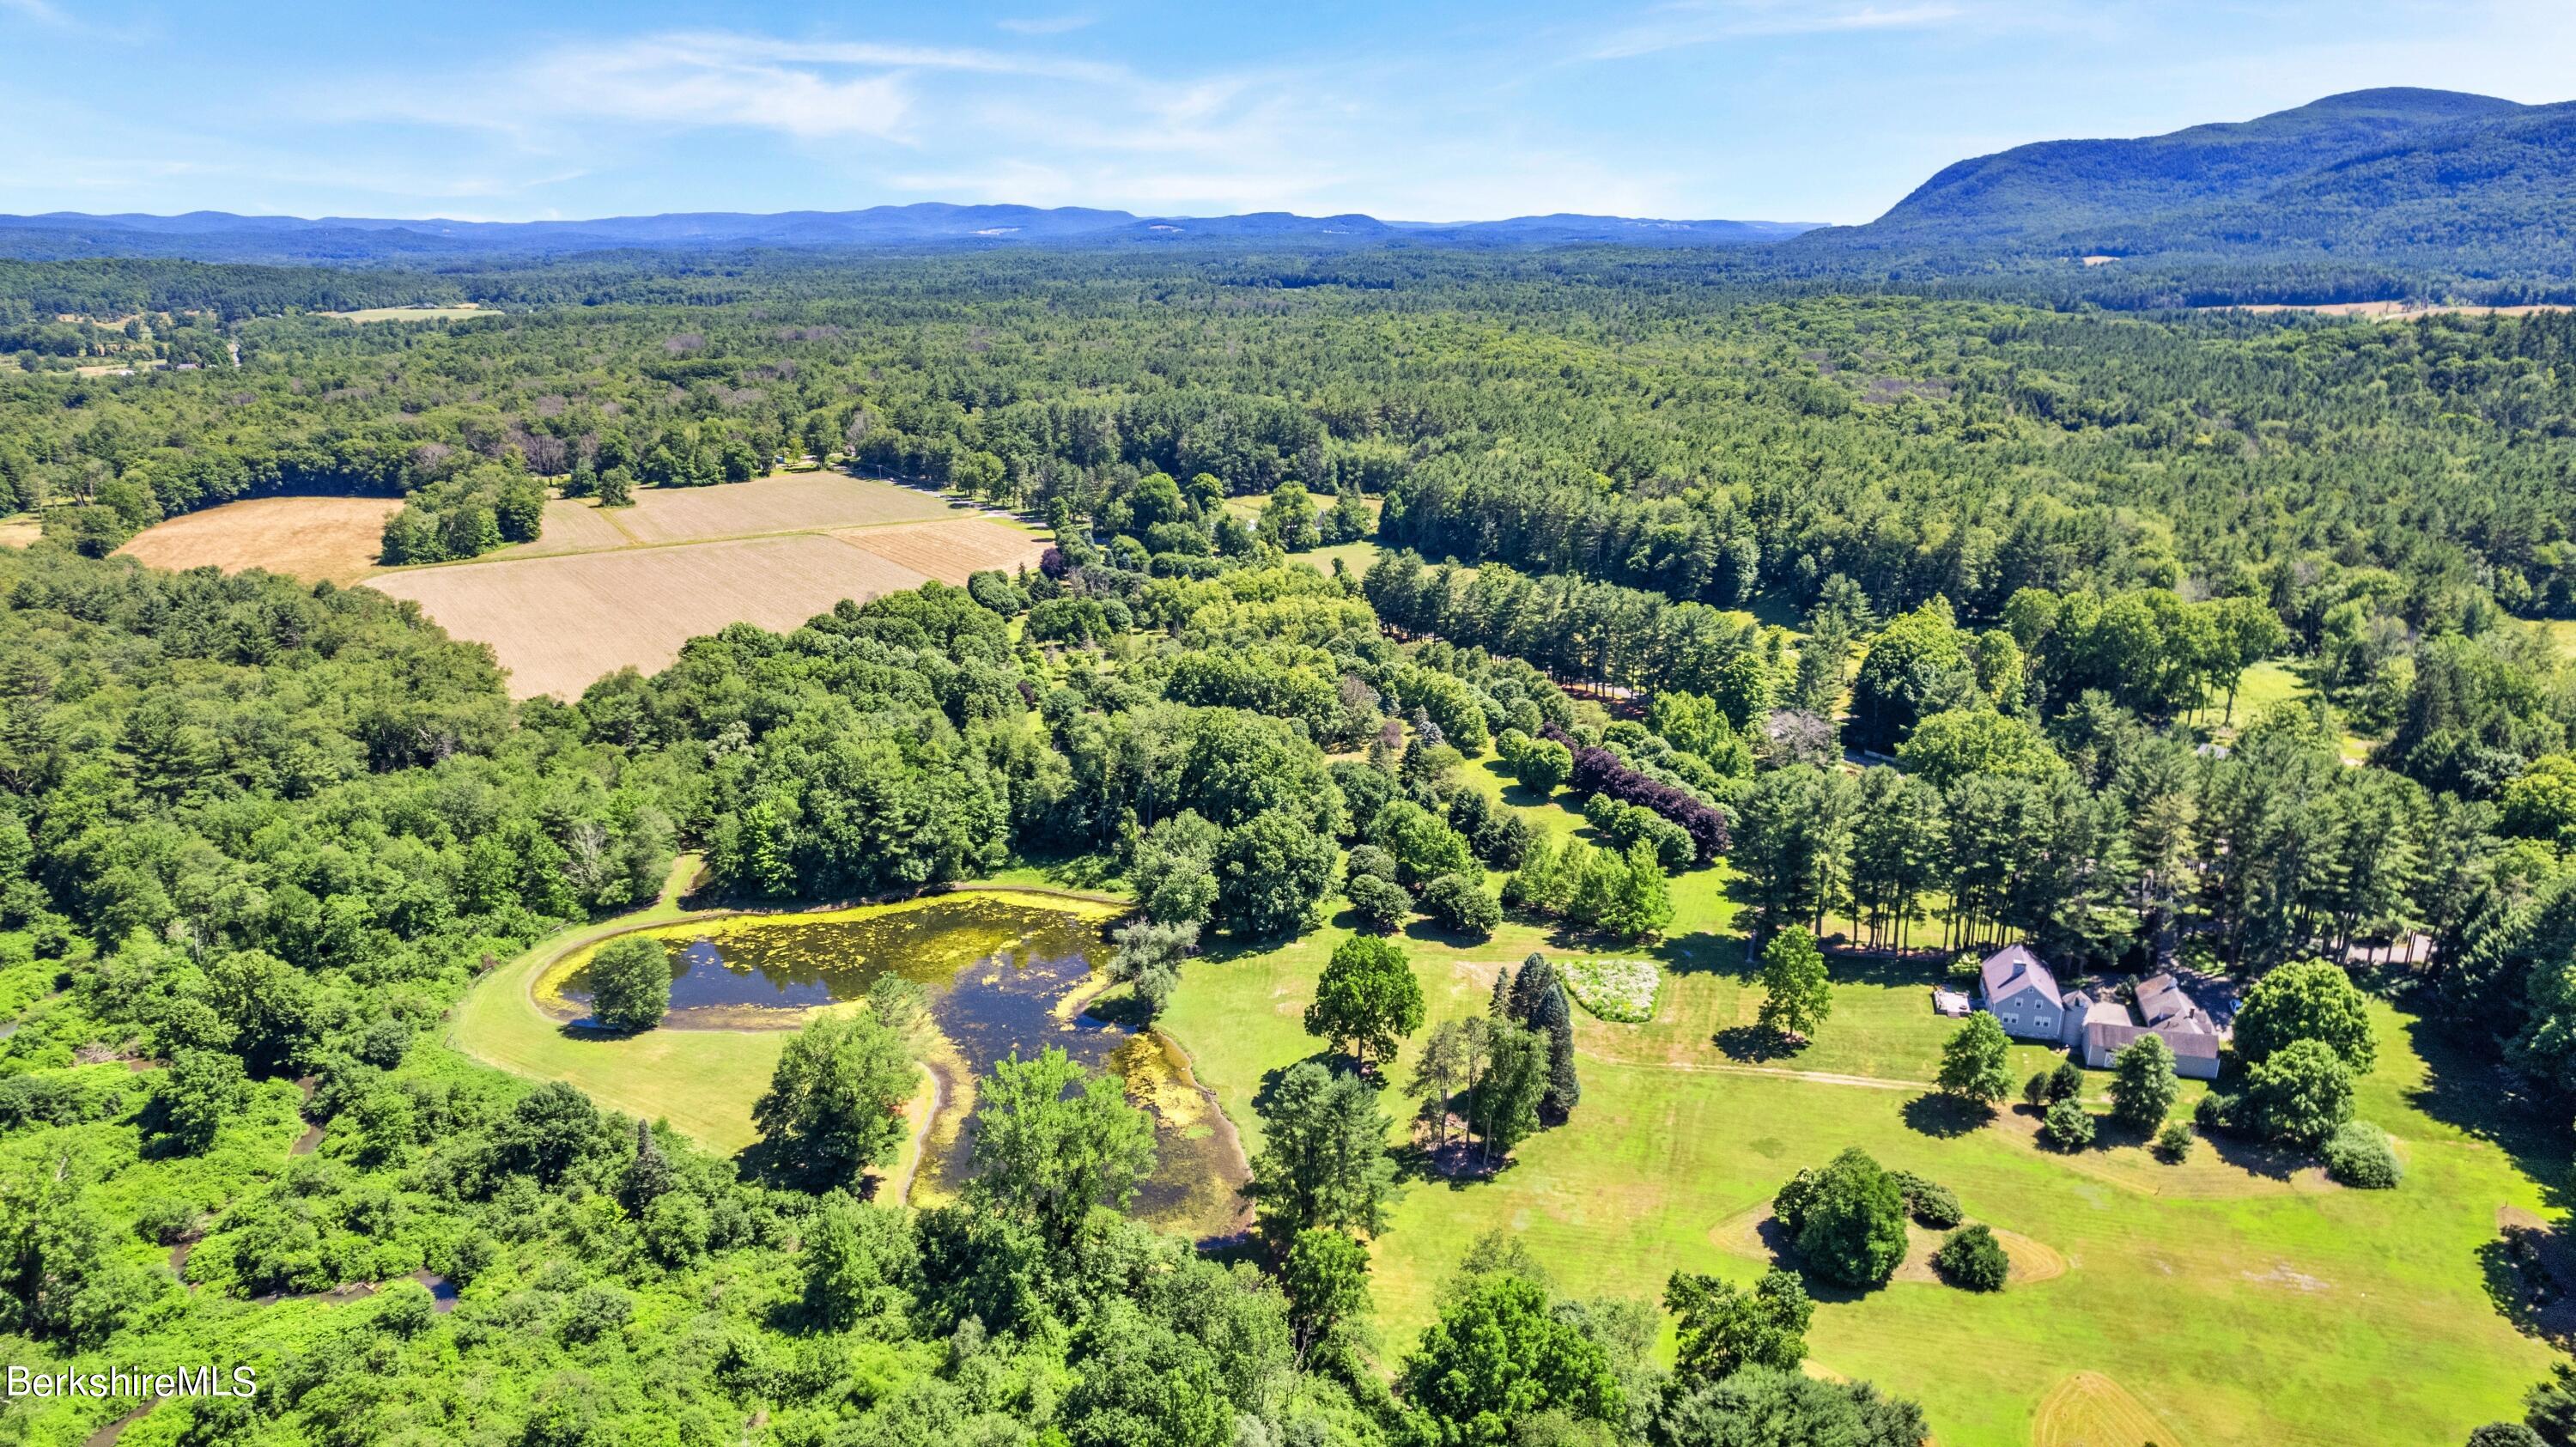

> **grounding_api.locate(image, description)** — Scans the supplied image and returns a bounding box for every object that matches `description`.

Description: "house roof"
[2084,1000,2132,1030]
[1980,945,2059,1006]
[2087,1020,2222,1061]
[2136,973,2213,1032]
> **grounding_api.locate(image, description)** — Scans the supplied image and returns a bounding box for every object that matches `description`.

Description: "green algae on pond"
[540,891,1251,1241]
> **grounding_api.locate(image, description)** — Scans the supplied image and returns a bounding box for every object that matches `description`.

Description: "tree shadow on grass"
[2201,1128,2312,1183]
[1393,1136,1510,1190]
[2479,1218,2576,1348]
[1402,917,1499,951]
[2402,1014,2576,1214]
[1713,1024,1797,1063]
[1902,1092,1990,1140]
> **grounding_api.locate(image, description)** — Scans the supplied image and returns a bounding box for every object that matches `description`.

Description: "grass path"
[447,864,1122,1189]
[443,856,940,1187]
[1158,753,2565,1447]
[447,854,800,1153]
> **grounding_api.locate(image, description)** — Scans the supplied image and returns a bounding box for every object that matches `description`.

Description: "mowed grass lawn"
[445,855,801,1153]
[2225,657,2375,763]
[1161,756,2564,1447]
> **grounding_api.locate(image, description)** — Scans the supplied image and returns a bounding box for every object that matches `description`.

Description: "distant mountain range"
[0,205,1818,263]
[5,87,2571,290]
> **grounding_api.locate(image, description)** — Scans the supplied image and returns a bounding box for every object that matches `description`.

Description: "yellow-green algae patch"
[536,889,1123,1024]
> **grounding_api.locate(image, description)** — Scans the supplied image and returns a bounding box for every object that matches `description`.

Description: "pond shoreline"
[468,876,1247,1238]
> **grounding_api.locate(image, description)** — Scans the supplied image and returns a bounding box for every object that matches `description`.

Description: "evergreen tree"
[620,1119,674,1213]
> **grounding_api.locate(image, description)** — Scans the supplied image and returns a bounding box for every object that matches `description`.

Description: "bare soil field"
[832,517,1048,582]
[607,473,953,546]
[369,534,935,698]
[320,305,494,323]
[115,496,400,584]
[510,499,638,556]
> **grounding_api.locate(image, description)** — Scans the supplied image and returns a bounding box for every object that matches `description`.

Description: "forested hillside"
[1831,88,2530,246]
[1789,88,2576,294]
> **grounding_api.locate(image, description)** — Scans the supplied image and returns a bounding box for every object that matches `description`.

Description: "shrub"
[1775,1148,1907,1290]
[1345,872,1413,933]
[1890,1171,1961,1230]
[1419,873,1502,938]
[2043,1060,2083,1103]
[1553,728,1728,861]
[2194,1091,2235,1131]
[2154,1122,2196,1162]
[133,1196,199,1246]
[1932,1225,2008,1292]
[1945,955,1982,984]
[2321,1121,2402,1189]
[2038,1098,2094,1150]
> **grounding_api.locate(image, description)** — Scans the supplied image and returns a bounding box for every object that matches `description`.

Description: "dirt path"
[884,1063,946,1207]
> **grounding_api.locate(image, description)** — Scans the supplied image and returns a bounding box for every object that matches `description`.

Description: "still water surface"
[553,894,1248,1238]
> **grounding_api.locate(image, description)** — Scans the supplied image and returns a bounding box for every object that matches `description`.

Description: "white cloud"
[1589,0,1964,60]
[289,23,1733,220]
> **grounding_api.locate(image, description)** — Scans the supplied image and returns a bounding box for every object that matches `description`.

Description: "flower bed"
[1561,958,1662,1023]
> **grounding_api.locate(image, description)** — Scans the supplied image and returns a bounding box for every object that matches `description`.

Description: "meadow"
[1157,755,2564,1447]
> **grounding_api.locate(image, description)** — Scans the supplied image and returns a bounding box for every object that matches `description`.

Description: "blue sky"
[4,0,2570,224]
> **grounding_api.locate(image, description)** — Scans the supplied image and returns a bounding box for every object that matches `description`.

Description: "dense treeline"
[3,247,2576,1444]
[0,521,1873,1443]
[6,254,2573,619]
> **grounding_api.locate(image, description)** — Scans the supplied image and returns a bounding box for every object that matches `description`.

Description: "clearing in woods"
[2204,301,2576,320]
[370,533,941,699]
[370,472,1048,698]
[579,471,954,545]
[1157,751,2561,1447]
[113,495,402,584]
[320,305,495,323]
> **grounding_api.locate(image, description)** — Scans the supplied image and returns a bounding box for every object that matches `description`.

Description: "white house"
[1978,945,2067,1042]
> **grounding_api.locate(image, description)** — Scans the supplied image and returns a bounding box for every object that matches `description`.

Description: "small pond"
[545,892,1249,1240]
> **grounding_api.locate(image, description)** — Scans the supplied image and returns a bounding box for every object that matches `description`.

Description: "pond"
[543,891,1249,1241]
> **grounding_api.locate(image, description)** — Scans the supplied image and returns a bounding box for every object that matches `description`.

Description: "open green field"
[2541,617,2576,663]
[2226,656,2375,763]
[447,864,1132,1200]
[445,855,809,1154]
[1159,752,2565,1447]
